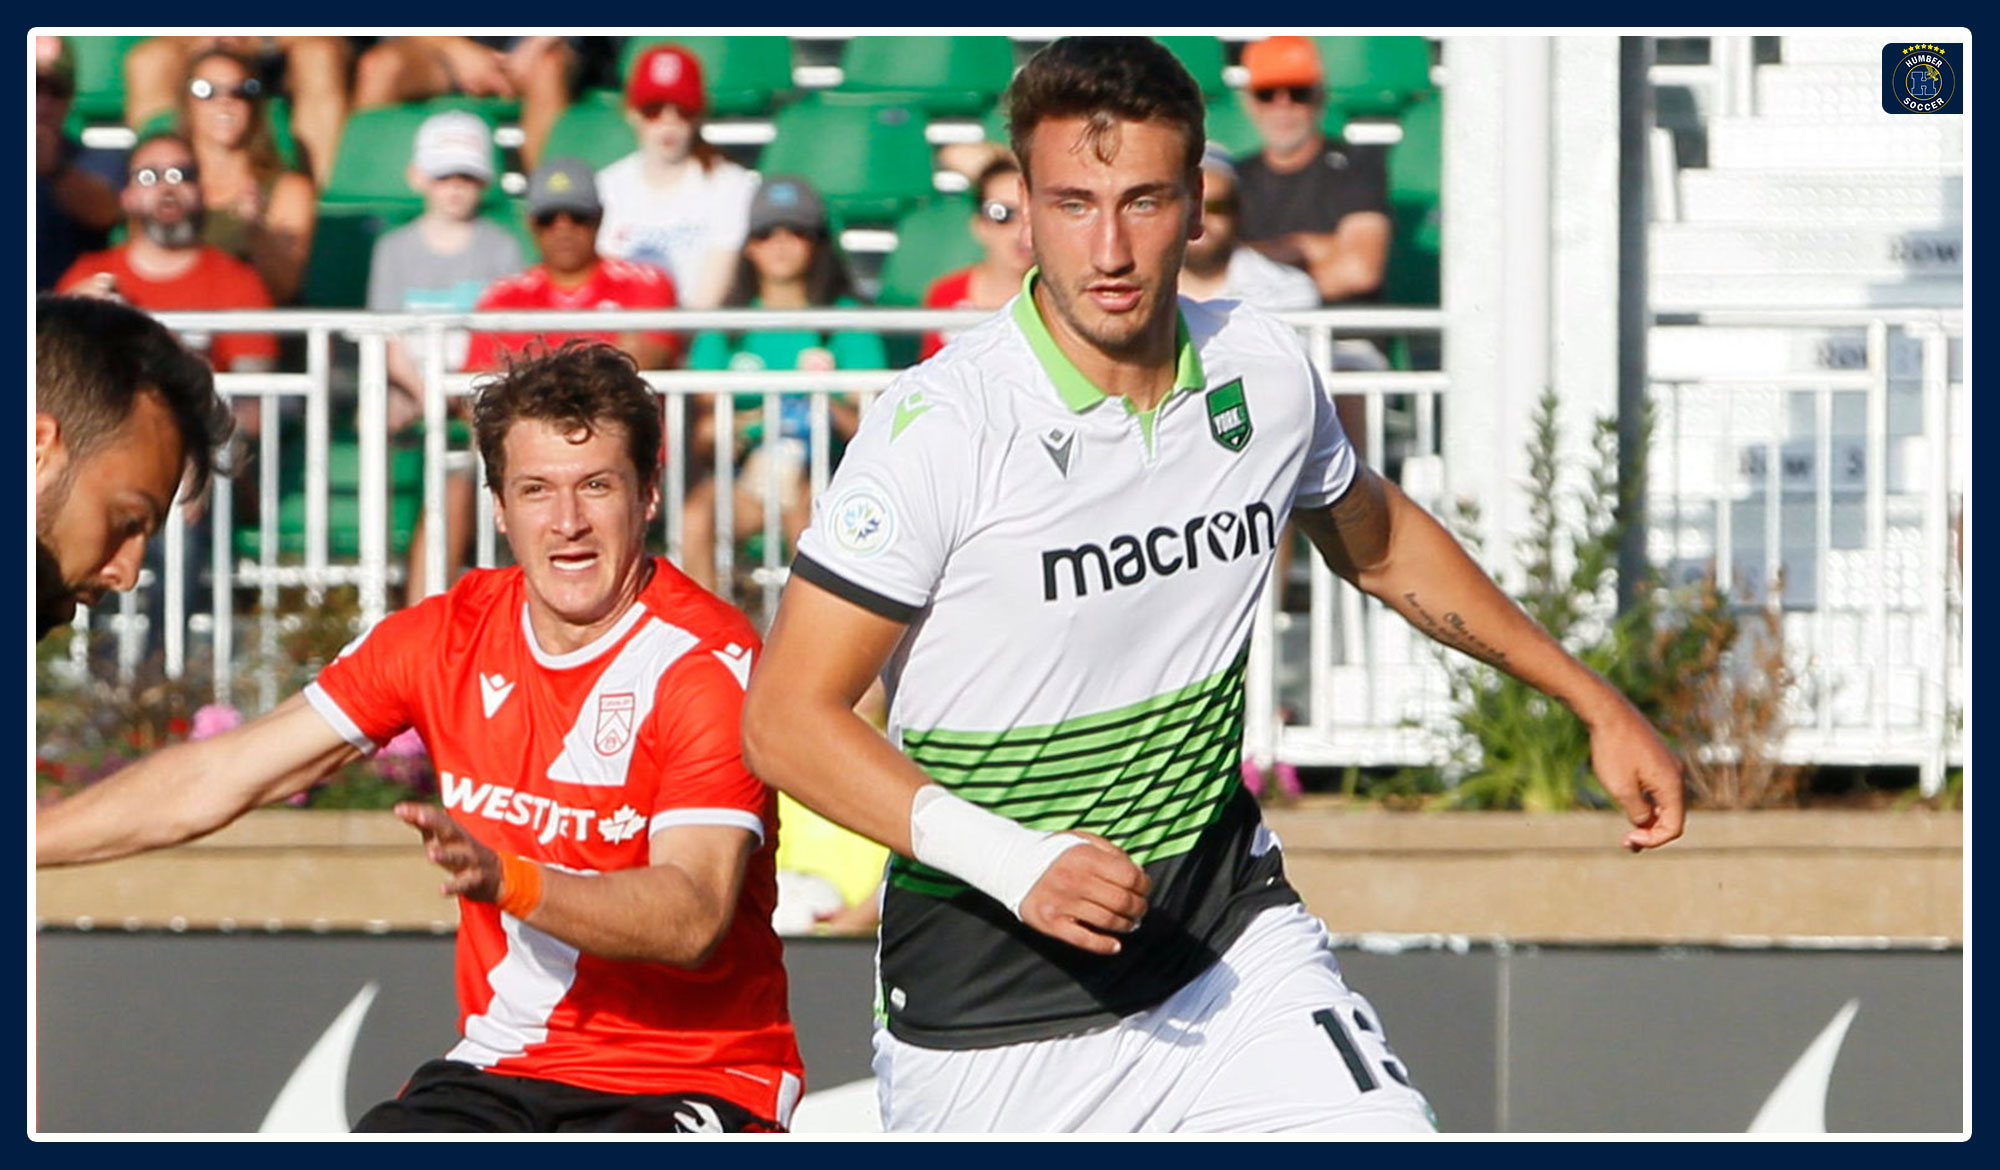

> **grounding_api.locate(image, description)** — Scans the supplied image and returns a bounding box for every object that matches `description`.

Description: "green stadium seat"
[874,194,982,308]
[541,90,637,171]
[1205,96,1262,158]
[758,97,937,225]
[1315,36,1436,119]
[831,36,1016,118]
[1156,36,1229,99]
[302,203,416,309]
[619,35,796,118]
[322,100,510,212]
[233,433,425,561]
[1383,95,1442,308]
[62,35,147,124]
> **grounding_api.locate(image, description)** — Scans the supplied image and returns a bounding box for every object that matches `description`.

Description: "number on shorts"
[1313,1007,1412,1093]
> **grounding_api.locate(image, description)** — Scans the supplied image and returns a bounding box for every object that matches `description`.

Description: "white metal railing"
[69,308,1449,743]
[60,305,1961,787]
[1645,307,1964,794]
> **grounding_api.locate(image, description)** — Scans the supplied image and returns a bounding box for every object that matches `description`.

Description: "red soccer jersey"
[55,245,279,372]
[462,258,681,372]
[918,267,976,361]
[305,558,802,1118]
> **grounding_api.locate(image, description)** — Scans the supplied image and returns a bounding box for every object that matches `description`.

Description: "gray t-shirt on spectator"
[367,217,525,370]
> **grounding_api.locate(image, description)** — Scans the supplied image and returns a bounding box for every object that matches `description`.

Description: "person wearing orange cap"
[596,42,764,312]
[1234,36,1393,308]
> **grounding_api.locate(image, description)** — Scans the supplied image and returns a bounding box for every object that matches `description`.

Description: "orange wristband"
[495,852,544,919]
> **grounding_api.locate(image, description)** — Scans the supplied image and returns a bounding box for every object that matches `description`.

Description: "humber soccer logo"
[1041,501,1277,601]
[1883,44,1961,114]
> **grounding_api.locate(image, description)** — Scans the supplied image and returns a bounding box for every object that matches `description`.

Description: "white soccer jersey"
[793,273,1357,1049]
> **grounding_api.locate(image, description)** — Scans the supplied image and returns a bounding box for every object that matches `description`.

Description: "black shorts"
[352,1059,787,1133]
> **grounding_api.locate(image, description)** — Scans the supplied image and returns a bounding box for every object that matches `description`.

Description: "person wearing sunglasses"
[679,176,884,599]
[55,131,279,380]
[1234,37,1393,310]
[35,37,120,293]
[596,43,762,312]
[175,46,318,305]
[121,35,350,189]
[917,156,1036,362]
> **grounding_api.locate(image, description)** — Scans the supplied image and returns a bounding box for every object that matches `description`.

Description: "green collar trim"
[1012,268,1204,414]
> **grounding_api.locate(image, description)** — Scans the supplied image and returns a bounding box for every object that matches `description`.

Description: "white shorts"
[872,903,1438,1134]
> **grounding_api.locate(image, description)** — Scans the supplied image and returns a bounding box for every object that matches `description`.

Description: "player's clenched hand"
[1017,832,1150,956]
[1585,702,1688,853]
[395,801,503,902]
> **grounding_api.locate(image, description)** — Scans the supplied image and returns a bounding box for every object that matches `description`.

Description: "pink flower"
[381,729,428,759]
[190,704,244,741]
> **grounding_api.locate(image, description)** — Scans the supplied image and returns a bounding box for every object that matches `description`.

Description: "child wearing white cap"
[366,109,525,602]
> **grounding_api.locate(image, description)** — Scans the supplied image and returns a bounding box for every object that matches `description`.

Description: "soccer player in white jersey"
[39,342,804,1133]
[741,37,1686,1134]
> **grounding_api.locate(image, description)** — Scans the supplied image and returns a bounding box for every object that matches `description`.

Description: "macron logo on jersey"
[480,672,516,718]
[712,643,753,690]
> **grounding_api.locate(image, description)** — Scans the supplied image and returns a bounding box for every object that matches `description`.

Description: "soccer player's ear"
[34,412,63,471]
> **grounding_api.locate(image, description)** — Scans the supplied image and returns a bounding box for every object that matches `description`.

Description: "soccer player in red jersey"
[38,341,803,1133]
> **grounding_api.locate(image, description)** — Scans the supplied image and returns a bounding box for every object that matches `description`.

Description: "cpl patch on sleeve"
[1883,43,1962,114]
[828,485,897,559]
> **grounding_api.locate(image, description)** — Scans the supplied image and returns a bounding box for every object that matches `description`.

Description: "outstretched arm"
[37,694,365,867]
[1293,468,1686,851]
[396,802,757,967]
[741,575,1149,953]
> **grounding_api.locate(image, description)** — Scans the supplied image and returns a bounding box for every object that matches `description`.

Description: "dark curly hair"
[1004,37,1206,189]
[471,340,663,491]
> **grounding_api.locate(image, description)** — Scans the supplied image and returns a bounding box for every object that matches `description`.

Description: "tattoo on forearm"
[1403,592,1509,667]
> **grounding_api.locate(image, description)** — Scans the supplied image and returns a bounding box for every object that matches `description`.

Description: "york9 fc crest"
[1206,379,1253,452]
[1883,43,1962,114]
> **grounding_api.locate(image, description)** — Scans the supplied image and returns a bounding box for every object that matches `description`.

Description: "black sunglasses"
[1203,198,1239,217]
[189,76,264,101]
[748,223,823,242]
[37,74,75,101]
[981,200,1021,226]
[533,210,600,230]
[132,165,199,187]
[1251,85,1320,105]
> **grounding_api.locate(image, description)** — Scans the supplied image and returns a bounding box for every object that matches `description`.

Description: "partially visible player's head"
[1004,38,1206,359]
[473,341,664,644]
[35,293,237,639]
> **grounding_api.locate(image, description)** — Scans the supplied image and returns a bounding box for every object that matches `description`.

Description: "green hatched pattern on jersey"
[890,652,1247,897]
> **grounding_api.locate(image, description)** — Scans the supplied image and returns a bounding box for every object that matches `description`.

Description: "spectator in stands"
[175,46,318,305]
[596,42,762,311]
[1179,142,1320,313]
[680,176,884,597]
[56,131,279,384]
[367,110,525,433]
[916,156,1033,361]
[772,791,888,937]
[124,36,351,189]
[35,37,120,293]
[409,157,679,600]
[1235,36,1393,308]
[367,111,527,608]
[352,36,574,175]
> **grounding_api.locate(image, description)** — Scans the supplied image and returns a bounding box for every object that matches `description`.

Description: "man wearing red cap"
[1234,36,1393,307]
[597,43,763,311]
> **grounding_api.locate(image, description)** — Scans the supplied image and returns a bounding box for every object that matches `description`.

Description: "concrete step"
[1756,63,1899,118]
[1675,169,1961,227]
[1777,35,1894,65]
[1651,272,1961,312]
[1706,116,1962,169]
[1650,223,1962,278]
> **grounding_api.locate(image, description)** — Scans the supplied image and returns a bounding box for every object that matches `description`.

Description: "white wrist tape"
[908,784,1086,919]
